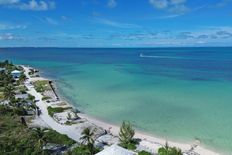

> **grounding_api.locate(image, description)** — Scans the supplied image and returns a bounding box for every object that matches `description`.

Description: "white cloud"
[0,0,55,11]
[18,0,55,11]
[168,4,189,13]
[149,0,189,14]
[0,0,19,5]
[61,16,68,20]
[149,0,168,9]
[110,26,232,47]
[45,17,58,25]
[0,33,17,40]
[214,0,232,7]
[170,0,186,5]
[107,0,117,8]
[0,23,27,30]
[155,14,183,19]
[95,18,141,29]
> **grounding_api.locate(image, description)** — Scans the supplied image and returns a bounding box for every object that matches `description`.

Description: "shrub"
[47,106,71,117]
[119,121,136,150]
[33,80,51,92]
[0,105,13,115]
[138,150,152,155]
[28,94,35,101]
[126,143,137,150]
[13,107,27,116]
[0,113,45,155]
[67,145,100,155]
[18,86,28,94]
[42,96,51,100]
[44,129,75,146]
[158,142,182,155]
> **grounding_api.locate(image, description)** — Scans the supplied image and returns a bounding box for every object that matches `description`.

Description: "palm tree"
[19,74,27,83]
[119,121,135,148]
[3,84,15,100]
[32,128,47,148]
[80,127,96,154]
[158,142,182,155]
[3,73,13,86]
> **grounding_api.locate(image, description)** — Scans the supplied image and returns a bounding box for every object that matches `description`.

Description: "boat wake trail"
[139,53,185,59]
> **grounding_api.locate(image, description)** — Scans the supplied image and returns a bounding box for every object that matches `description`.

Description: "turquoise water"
[1,47,232,154]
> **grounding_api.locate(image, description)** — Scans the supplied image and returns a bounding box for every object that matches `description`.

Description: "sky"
[0,0,232,47]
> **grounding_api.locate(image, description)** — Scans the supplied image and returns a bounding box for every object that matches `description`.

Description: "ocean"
[1,47,232,154]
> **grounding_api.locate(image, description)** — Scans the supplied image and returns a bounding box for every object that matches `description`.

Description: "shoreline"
[22,65,220,155]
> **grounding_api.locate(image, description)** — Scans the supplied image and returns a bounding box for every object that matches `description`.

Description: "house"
[15,94,29,100]
[11,70,21,78]
[0,67,5,72]
[96,144,137,155]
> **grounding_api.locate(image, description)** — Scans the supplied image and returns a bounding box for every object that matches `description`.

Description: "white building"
[11,70,21,78]
[96,144,137,155]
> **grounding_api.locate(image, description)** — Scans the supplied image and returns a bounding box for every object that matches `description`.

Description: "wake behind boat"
[140,53,184,59]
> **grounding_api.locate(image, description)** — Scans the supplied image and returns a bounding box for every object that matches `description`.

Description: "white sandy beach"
[22,65,220,155]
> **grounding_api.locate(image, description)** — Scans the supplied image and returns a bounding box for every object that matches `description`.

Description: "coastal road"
[23,66,83,142]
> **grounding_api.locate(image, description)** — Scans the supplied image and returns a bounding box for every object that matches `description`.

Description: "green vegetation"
[0,105,76,155]
[43,129,75,146]
[66,144,100,155]
[67,112,72,120]
[42,96,51,100]
[65,127,100,155]
[64,127,100,155]
[0,86,4,92]
[0,60,17,72]
[17,85,28,94]
[28,94,36,101]
[138,150,152,155]
[0,92,4,100]
[0,61,79,155]
[80,127,99,154]
[19,74,27,84]
[13,106,27,115]
[47,106,71,117]
[34,80,51,92]
[158,142,182,155]
[119,121,137,150]
[65,121,77,125]
[31,128,48,150]
[0,105,47,155]
[3,84,15,100]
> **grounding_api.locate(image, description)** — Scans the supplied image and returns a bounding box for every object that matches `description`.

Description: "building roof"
[15,94,29,99]
[0,68,5,71]
[11,70,21,74]
[96,144,137,155]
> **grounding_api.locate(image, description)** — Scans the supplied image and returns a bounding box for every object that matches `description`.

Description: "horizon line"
[0,46,232,49]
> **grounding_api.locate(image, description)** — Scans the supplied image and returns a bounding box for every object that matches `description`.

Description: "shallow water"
[1,47,232,153]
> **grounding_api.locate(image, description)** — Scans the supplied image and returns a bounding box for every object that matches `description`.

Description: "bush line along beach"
[0,60,219,155]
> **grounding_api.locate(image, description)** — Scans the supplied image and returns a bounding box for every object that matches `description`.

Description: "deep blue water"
[1,47,232,81]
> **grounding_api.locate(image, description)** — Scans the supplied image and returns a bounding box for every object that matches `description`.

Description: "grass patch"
[33,80,51,92]
[17,85,28,93]
[42,96,52,100]
[65,121,78,126]
[138,150,152,155]
[44,129,75,146]
[66,145,100,155]
[0,92,4,100]
[0,87,4,92]
[47,106,71,117]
